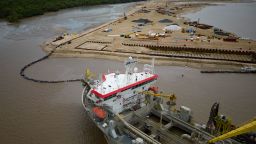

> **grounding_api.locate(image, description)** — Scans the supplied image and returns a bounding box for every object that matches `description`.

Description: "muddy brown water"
[0,2,255,144]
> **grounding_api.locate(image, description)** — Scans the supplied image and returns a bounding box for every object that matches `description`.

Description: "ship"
[82,57,255,144]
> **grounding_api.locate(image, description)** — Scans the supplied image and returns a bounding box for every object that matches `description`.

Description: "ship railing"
[144,64,154,74]
[82,83,93,111]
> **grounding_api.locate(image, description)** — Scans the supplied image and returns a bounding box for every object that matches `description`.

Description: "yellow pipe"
[208,120,256,143]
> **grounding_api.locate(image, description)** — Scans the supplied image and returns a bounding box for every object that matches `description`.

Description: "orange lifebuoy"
[92,107,107,120]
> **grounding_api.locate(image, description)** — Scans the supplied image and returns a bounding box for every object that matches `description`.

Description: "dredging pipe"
[116,114,161,144]
[20,46,86,84]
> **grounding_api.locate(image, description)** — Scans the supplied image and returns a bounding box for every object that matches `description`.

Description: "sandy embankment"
[42,0,256,70]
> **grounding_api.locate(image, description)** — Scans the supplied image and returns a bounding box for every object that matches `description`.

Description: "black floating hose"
[20,46,86,84]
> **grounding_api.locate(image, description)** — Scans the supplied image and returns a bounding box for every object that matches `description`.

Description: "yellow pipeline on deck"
[208,119,256,143]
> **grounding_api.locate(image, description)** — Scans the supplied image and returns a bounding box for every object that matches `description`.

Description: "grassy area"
[0,0,143,22]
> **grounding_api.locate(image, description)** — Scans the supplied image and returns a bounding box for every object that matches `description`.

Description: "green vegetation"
[0,0,143,22]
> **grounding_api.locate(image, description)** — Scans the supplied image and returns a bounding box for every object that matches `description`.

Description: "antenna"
[99,73,103,93]
[196,18,200,35]
[152,57,155,74]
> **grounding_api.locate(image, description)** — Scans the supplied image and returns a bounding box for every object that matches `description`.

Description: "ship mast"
[143,58,155,74]
[124,56,137,84]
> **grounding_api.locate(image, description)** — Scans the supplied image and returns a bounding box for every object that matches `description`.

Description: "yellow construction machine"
[84,68,94,80]
[141,90,177,111]
[123,32,135,38]
[135,33,159,40]
[141,91,176,101]
[208,118,256,143]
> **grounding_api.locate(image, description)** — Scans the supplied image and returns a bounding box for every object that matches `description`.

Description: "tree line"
[0,0,144,22]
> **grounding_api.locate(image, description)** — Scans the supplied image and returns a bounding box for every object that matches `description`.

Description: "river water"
[182,1,256,40]
[0,2,255,144]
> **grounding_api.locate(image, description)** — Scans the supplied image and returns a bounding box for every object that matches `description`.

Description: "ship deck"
[128,113,193,144]
[92,72,157,98]
[117,106,240,144]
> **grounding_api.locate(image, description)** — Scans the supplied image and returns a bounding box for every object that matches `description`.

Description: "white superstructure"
[86,57,158,114]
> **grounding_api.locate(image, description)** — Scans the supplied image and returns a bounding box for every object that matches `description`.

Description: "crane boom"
[141,91,176,100]
[208,119,256,143]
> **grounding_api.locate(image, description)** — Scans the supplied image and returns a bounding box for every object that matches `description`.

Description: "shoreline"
[0,0,145,23]
[50,50,252,70]
[42,1,141,46]
[180,0,256,41]
[42,0,256,70]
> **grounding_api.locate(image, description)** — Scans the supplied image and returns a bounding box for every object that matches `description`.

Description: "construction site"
[43,0,256,68]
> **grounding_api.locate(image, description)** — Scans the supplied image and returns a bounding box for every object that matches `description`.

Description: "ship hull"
[80,56,243,144]
[82,85,243,144]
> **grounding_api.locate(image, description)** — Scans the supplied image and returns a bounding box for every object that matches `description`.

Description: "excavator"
[123,32,136,38]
